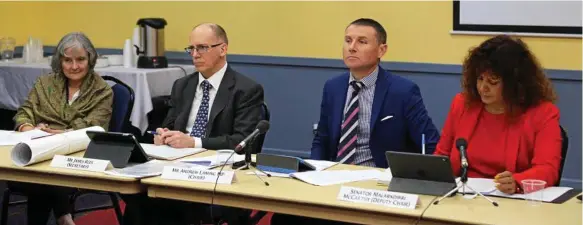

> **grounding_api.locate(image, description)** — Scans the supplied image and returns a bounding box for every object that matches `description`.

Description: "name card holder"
[161,166,237,185]
[337,186,420,210]
[50,155,112,172]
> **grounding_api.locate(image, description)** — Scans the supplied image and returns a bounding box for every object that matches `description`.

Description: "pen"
[422,133,426,155]
[147,131,158,135]
[31,134,55,140]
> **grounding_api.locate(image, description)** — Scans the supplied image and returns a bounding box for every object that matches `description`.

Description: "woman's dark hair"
[462,35,556,118]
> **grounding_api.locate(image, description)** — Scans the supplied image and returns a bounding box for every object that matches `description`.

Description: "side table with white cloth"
[0,60,195,133]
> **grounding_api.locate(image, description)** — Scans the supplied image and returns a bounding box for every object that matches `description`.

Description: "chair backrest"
[251,102,270,154]
[557,125,569,186]
[102,76,135,133]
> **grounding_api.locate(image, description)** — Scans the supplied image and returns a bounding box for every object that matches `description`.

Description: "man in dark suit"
[123,23,263,225]
[271,18,440,225]
[155,24,263,151]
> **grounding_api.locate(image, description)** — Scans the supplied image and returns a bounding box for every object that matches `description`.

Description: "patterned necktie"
[190,80,211,137]
[337,81,363,164]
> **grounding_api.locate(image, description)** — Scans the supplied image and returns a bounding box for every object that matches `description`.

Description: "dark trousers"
[271,213,361,225]
[7,182,75,225]
[122,193,251,225]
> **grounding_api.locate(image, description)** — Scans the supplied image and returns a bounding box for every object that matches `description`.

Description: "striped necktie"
[337,81,363,164]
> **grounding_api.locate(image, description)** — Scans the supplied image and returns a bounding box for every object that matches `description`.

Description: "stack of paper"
[141,143,206,160]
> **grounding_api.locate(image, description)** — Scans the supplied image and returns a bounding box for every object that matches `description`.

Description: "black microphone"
[456,138,468,168]
[234,120,270,152]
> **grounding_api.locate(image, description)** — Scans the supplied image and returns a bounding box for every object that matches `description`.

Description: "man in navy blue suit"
[312,18,440,168]
[272,18,440,225]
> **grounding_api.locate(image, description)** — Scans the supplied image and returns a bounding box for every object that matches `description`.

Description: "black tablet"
[385,151,457,196]
[84,130,150,168]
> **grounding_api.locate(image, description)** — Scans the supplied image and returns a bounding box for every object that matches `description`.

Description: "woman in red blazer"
[434,35,561,194]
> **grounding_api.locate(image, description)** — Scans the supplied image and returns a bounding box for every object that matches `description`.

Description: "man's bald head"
[192,23,229,44]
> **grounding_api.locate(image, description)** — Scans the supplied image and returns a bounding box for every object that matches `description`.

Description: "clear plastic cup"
[521,179,546,206]
[0,37,16,61]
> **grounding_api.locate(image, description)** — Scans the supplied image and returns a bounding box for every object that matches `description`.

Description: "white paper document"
[104,160,200,178]
[141,143,206,160]
[179,154,246,167]
[303,159,339,171]
[290,170,383,186]
[458,178,573,202]
[376,168,393,185]
[0,129,51,146]
[10,126,104,166]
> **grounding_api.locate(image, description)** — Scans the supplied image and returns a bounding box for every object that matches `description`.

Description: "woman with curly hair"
[434,35,561,194]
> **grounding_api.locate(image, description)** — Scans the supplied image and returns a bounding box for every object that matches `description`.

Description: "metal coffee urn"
[135,18,168,68]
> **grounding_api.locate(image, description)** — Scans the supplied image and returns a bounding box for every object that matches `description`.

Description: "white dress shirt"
[186,62,228,148]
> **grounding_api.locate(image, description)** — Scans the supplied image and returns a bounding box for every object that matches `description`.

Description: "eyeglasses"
[185,43,223,55]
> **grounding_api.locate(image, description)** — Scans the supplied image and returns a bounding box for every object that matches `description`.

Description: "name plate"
[337,186,419,210]
[50,155,111,172]
[161,166,237,184]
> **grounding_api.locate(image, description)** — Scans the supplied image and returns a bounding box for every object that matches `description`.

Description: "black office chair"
[557,125,569,186]
[69,76,135,225]
[250,102,270,154]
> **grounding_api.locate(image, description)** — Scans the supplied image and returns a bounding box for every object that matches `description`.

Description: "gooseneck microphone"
[234,120,270,152]
[456,138,468,169]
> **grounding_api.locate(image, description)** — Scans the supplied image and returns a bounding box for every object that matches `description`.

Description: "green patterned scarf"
[14,71,113,131]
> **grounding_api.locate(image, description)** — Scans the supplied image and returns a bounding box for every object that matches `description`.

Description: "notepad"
[141,144,206,160]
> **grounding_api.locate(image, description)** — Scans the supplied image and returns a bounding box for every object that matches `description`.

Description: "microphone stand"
[433,166,499,207]
[233,136,271,186]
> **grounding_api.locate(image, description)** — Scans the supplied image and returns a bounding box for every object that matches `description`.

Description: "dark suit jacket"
[161,66,264,151]
[311,66,440,168]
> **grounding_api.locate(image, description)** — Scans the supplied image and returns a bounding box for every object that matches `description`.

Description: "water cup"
[0,37,15,61]
[521,179,546,206]
[216,150,235,165]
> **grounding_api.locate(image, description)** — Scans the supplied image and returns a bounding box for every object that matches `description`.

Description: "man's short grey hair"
[193,23,229,44]
[50,32,98,74]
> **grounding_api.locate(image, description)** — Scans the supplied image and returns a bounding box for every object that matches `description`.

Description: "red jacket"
[434,93,562,188]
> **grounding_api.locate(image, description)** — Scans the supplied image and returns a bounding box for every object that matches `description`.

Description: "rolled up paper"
[10,126,105,166]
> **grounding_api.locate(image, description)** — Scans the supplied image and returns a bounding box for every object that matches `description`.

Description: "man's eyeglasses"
[185,43,223,55]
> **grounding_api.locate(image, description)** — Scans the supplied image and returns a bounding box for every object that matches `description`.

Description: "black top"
[137,18,167,29]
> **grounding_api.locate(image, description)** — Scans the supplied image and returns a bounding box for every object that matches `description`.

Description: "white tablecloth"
[0,60,195,133]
